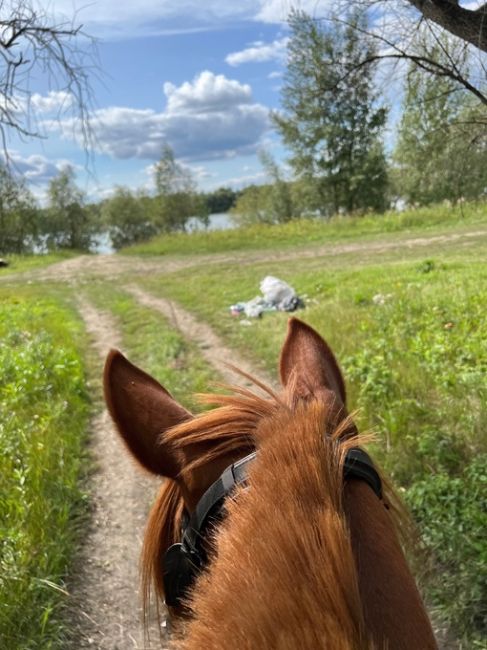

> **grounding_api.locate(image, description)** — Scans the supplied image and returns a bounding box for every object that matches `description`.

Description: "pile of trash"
[230,276,304,319]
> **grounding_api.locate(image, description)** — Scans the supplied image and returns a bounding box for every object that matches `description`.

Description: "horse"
[104,317,437,649]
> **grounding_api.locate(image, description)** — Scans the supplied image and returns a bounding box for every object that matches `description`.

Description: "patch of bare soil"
[66,299,162,649]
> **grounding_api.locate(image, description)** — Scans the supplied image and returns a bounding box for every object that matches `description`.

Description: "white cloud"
[31,91,74,114]
[40,0,333,38]
[44,71,270,162]
[7,151,71,184]
[226,37,288,66]
[164,71,252,112]
[268,70,283,79]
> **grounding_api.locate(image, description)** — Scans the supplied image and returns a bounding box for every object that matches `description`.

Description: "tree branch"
[407,0,487,52]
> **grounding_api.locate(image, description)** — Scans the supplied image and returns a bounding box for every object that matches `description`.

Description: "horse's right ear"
[104,350,193,478]
[279,318,347,405]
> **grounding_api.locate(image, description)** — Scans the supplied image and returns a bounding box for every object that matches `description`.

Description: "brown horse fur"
[105,318,437,650]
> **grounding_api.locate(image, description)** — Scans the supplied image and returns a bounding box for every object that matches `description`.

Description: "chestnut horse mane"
[141,377,408,648]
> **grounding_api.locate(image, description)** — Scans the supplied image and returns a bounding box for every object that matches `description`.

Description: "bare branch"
[0,0,98,166]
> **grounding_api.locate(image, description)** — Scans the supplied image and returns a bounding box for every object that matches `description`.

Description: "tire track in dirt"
[126,285,276,391]
[67,299,162,649]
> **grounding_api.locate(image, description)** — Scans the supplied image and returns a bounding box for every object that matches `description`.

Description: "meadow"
[0,203,485,648]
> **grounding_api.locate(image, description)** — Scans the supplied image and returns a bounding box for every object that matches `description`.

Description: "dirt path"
[65,290,275,649]
[67,299,161,649]
[1,226,485,285]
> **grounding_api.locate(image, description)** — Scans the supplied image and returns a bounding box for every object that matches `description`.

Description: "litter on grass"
[230,276,304,319]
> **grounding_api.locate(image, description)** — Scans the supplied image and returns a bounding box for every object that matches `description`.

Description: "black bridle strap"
[163,446,382,607]
[182,447,381,557]
[182,452,257,557]
[343,448,382,499]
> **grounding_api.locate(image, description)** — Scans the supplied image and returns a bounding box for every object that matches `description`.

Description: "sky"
[11,0,339,202]
[10,0,479,203]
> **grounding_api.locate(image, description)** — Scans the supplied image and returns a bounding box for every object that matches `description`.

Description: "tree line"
[2,7,487,254]
[0,147,240,254]
[233,10,487,224]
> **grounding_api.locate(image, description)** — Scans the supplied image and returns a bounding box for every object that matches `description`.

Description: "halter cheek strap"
[163,447,382,607]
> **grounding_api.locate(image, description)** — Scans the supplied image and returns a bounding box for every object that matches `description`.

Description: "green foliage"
[407,457,487,643]
[0,166,39,254]
[102,187,157,250]
[153,145,206,232]
[258,151,295,223]
[231,184,274,225]
[44,166,93,250]
[274,9,388,215]
[203,186,238,214]
[0,289,90,647]
[124,199,487,256]
[394,49,487,205]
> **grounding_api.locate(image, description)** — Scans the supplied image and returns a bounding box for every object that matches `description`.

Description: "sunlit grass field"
[124,201,487,256]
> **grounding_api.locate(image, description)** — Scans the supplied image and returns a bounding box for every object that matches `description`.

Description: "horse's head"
[103,318,349,609]
[104,317,437,649]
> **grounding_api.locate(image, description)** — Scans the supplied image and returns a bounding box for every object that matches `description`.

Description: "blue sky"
[13,0,327,202]
[9,1,481,202]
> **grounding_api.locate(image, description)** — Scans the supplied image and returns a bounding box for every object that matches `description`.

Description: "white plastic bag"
[260,276,296,308]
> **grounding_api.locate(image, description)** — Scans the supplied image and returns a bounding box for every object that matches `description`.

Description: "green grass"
[0,286,91,649]
[0,252,77,277]
[123,201,487,257]
[137,251,486,645]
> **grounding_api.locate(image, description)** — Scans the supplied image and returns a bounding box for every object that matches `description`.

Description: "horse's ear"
[104,350,192,478]
[279,318,347,405]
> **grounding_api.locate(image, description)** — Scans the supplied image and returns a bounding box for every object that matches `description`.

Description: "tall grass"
[0,289,90,648]
[123,201,487,257]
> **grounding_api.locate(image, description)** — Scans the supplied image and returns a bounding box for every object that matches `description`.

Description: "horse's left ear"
[104,350,193,478]
[279,318,347,405]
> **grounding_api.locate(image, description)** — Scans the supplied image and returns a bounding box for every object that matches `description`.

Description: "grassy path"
[1,224,485,286]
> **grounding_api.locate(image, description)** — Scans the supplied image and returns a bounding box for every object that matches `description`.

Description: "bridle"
[162,447,382,608]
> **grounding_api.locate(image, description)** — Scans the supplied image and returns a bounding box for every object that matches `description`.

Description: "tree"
[204,187,238,214]
[0,1,96,160]
[273,10,388,216]
[102,187,157,250]
[328,2,487,107]
[0,165,38,253]
[231,184,274,226]
[44,166,91,250]
[393,44,487,205]
[405,1,487,53]
[259,151,295,222]
[153,145,205,232]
